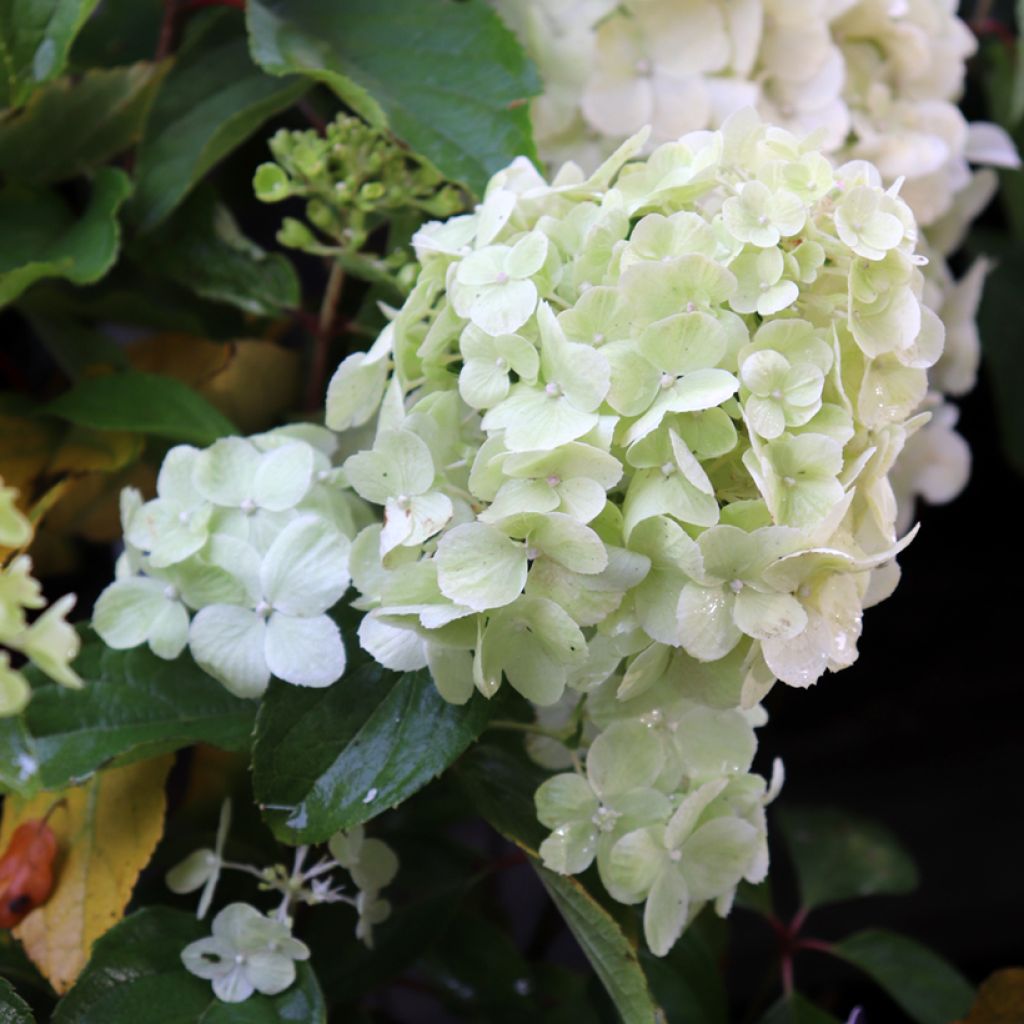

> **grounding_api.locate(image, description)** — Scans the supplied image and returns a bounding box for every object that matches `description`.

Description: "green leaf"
[252,656,493,844]
[0,63,166,183]
[640,922,728,1024]
[456,741,662,1024]
[832,930,974,1024]
[535,869,661,1024]
[755,993,841,1024]
[52,907,326,1024]
[0,167,131,309]
[131,185,300,316]
[246,0,540,195]
[0,0,101,108]
[131,9,308,231]
[70,0,162,68]
[777,805,918,912]
[0,979,35,1024]
[0,634,256,796]
[45,370,238,445]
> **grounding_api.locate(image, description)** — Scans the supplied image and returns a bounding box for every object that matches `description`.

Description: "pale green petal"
[529,514,608,575]
[252,443,314,511]
[246,951,297,997]
[93,577,171,650]
[644,867,690,957]
[166,849,218,894]
[677,584,741,661]
[148,600,190,659]
[617,642,671,701]
[436,522,527,611]
[358,615,426,672]
[261,515,350,616]
[623,467,719,537]
[265,613,345,687]
[733,589,807,641]
[587,720,664,798]
[535,773,599,828]
[506,230,549,278]
[638,312,726,374]
[189,606,269,698]
[745,396,787,440]
[664,778,729,849]
[479,479,560,524]
[555,477,608,523]
[156,445,201,503]
[459,358,511,409]
[606,828,665,903]
[675,708,757,779]
[681,818,758,901]
[344,430,435,504]
[381,492,453,554]
[325,342,392,432]
[426,644,475,704]
[351,837,399,892]
[539,820,599,875]
[0,655,30,716]
[482,387,598,452]
[192,438,261,507]
[602,340,662,416]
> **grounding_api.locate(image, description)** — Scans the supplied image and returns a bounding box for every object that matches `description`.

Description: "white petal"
[265,613,346,688]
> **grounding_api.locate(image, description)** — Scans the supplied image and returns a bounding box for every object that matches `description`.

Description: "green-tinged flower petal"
[265,612,345,687]
[351,837,400,892]
[245,951,297,996]
[261,515,350,616]
[189,605,269,698]
[529,514,608,574]
[252,442,314,511]
[606,828,665,903]
[426,643,475,704]
[587,719,664,797]
[644,867,690,958]
[674,708,757,780]
[344,430,435,505]
[94,576,175,650]
[166,849,218,895]
[192,438,261,507]
[677,584,741,661]
[540,820,599,875]
[0,655,30,717]
[680,817,759,901]
[732,588,807,641]
[638,311,727,375]
[535,773,599,828]
[436,523,527,611]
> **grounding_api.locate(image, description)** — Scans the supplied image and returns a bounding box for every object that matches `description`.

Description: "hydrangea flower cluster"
[93,426,366,698]
[171,802,399,1003]
[0,477,81,716]
[491,0,1018,522]
[323,113,929,951]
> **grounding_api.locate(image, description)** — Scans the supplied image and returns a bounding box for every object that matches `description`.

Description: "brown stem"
[305,261,345,412]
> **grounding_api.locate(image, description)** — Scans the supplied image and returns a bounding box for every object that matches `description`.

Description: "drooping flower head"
[323,112,932,953]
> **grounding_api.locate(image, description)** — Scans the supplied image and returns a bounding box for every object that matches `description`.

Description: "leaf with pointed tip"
[0,168,131,308]
[0,978,34,1023]
[0,634,256,796]
[46,371,238,445]
[246,0,540,195]
[252,655,493,843]
[832,930,974,1024]
[777,805,918,911]
[131,9,307,230]
[755,993,841,1024]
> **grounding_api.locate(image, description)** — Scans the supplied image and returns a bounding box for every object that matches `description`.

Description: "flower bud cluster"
[93,426,366,698]
[491,0,1019,522]
[255,114,466,291]
[325,113,932,953]
[1,478,81,715]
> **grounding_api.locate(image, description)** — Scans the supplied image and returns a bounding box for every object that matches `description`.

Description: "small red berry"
[0,820,58,928]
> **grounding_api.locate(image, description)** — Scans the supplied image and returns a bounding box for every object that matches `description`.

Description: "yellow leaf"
[0,756,173,993]
[959,968,1024,1024]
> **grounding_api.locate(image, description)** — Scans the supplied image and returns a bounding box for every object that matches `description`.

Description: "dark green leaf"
[0,979,35,1024]
[756,993,841,1024]
[833,930,974,1024]
[974,240,1024,475]
[0,168,131,308]
[45,370,237,445]
[70,0,162,68]
[641,921,728,1024]
[52,907,326,1023]
[0,63,165,183]
[735,878,774,917]
[132,10,308,231]
[0,634,256,796]
[0,0,101,108]
[131,185,300,316]
[536,869,661,1024]
[246,0,540,195]
[252,657,492,843]
[457,740,662,1024]
[777,805,918,912]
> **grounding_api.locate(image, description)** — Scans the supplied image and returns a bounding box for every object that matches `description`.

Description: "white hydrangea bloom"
[327,114,934,953]
[94,427,366,699]
[493,0,1020,523]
